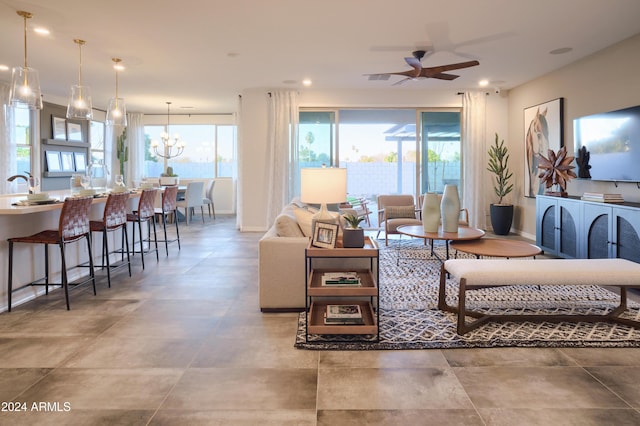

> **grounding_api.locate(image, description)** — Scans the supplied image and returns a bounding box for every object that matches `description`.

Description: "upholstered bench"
[438,258,640,335]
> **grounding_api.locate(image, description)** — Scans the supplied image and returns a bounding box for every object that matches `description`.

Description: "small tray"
[14,199,61,206]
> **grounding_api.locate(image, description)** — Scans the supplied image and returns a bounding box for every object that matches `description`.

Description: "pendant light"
[9,10,42,110]
[66,39,93,120]
[105,58,127,127]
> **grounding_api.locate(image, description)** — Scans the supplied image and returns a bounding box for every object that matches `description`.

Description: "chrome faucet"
[7,174,31,193]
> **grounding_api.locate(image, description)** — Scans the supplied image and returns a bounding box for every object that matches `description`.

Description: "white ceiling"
[1,0,639,115]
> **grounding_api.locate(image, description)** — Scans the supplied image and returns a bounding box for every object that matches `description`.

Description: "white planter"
[159,177,179,186]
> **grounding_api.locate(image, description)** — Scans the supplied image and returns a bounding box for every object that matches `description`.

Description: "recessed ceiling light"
[34,27,49,35]
[478,79,489,87]
[550,47,573,55]
[302,79,312,87]
[0,65,9,72]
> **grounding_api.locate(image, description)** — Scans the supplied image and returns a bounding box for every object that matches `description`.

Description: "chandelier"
[151,102,185,159]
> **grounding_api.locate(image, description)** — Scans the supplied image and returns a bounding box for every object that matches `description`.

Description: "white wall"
[508,33,640,237]
[238,88,509,232]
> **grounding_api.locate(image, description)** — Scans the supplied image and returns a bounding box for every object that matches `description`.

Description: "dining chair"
[7,196,95,311]
[89,191,131,287]
[176,181,205,225]
[202,179,216,219]
[154,185,181,255]
[127,188,159,269]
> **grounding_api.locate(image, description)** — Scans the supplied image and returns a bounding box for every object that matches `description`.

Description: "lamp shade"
[105,97,127,127]
[67,85,93,120]
[10,66,42,110]
[300,167,347,205]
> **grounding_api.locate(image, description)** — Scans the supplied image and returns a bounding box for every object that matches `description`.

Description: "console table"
[536,194,640,262]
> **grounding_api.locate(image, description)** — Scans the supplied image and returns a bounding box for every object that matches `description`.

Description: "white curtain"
[265,90,299,225]
[461,91,487,229]
[125,112,144,187]
[0,82,15,194]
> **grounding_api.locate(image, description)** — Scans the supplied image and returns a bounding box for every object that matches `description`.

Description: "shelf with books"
[308,268,377,297]
[304,238,379,342]
[308,301,377,335]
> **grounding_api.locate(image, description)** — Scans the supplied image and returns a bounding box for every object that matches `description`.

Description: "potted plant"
[160,166,179,186]
[487,133,514,235]
[342,214,365,248]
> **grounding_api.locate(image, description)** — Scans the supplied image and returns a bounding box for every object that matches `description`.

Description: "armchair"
[376,194,422,246]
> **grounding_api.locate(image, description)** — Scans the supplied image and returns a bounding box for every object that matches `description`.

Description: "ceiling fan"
[366,50,480,85]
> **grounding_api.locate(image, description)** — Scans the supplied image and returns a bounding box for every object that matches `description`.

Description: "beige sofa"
[258,199,367,312]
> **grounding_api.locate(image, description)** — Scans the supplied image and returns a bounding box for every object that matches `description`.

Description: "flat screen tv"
[574,105,640,182]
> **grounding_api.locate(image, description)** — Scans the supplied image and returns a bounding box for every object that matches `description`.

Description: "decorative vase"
[440,184,460,233]
[342,228,365,248]
[421,192,440,232]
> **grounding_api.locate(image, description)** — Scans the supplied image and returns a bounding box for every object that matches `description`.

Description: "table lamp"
[300,167,347,226]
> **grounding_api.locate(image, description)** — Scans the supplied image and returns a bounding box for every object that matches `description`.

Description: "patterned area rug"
[295,239,640,350]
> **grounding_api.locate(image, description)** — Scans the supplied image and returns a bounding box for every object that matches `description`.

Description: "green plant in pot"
[160,166,179,185]
[487,133,514,235]
[342,214,365,248]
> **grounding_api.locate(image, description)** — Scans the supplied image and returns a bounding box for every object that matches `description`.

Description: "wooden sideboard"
[536,194,640,263]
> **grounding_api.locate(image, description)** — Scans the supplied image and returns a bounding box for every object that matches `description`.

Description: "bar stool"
[90,191,131,287]
[154,185,181,255]
[127,188,159,270]
[7,196,95,311]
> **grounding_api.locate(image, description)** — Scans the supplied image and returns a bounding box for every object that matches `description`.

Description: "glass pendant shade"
[67,85,93,120]
[10,67,42,110]
[106,97,127,127]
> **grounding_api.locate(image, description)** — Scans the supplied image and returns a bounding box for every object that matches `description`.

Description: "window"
[143,124,236,178]
[14,108,31,175]
[89,120,105,166]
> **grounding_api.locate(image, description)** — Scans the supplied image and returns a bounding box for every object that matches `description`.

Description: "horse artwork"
[523,98,564,197]
[525,107,549,196]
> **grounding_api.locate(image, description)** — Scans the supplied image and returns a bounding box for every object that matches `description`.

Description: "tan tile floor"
[1,216,640,425]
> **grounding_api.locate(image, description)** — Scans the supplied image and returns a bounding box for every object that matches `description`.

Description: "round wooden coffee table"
[450,238,542,258]
[397,225,485,261]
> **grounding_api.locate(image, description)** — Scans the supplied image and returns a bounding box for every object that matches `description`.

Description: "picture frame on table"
[523,97,564,198]
[66,122,83,142]
[312,221,339,249]
[46,151,62,172]
[60,151,75,172]
[74,152,87,172]
[52,117,66,140]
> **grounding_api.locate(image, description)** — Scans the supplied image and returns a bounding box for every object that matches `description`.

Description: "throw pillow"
[275,213,305,237]
[385,205,416,219]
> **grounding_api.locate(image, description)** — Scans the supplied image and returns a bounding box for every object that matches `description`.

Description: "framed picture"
[67,122,83,141]
[52,117,66,140]
[46,151,62,172]
[74,152,87,172]
[60,151,75,172]
[312,221,339,249]
[524,98,564,197]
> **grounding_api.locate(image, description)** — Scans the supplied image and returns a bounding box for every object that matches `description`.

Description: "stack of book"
[321,272,361,286]
[324,304,364,325]
[580,192,625,203]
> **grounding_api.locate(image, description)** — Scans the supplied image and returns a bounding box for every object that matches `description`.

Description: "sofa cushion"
[293,207,315,237]
[385,205,416,219]
[275,213,305,237]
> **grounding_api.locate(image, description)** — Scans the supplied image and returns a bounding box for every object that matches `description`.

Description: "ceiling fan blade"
[429,73,459,80]
[365,69,418,78]
[392,77,413,86]
[421,60,480,77]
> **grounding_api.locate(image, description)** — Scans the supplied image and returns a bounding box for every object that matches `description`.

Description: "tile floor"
[1,216,640,425]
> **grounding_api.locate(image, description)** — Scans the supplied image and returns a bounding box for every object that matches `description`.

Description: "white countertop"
[0,190,141,215]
